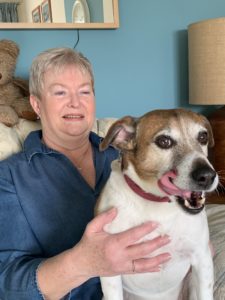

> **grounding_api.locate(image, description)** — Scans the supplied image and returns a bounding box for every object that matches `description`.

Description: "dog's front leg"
[101,275,123,300]
[190,246,214,300]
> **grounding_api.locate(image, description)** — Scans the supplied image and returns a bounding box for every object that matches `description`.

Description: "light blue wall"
[0,0,224,118]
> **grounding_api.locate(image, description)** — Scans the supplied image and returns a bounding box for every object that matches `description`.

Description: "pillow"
[0,123,22,160]
[96,118,117,137]
[206,204,225,298]
[14,118,41,144]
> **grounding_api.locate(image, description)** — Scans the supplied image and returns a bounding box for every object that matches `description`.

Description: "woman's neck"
[42,133,95,187]
[42,132,90,156]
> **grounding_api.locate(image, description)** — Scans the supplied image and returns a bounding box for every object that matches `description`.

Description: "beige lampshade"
[188,17,225,105]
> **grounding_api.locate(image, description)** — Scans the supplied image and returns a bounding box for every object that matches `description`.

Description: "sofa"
[0,118,225,299]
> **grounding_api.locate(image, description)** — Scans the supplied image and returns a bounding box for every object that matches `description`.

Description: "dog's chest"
[98,167,209,266]
[100,170,207,242]
[104,206,208,298]
[105,204,206,256]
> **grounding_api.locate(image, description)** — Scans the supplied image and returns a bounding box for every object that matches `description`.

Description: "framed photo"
[41,0,52,23]
[32,6,41,23]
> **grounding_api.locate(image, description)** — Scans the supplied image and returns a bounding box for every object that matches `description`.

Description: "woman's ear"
[30,95,41,117]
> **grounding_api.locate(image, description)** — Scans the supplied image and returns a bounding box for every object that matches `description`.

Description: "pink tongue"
[158,171,191,198]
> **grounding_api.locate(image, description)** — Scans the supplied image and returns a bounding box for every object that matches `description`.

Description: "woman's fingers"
[127,235,171,259]
[81,212,172,277]
[129,253,171,274]
[115,221,160,246]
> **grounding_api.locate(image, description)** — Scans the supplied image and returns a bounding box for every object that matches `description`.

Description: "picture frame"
[32,6,41,23]
[40,0,52,23]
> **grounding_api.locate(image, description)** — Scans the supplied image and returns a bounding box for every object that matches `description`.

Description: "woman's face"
[30,65,95,148]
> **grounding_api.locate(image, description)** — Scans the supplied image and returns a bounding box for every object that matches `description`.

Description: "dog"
[95,108,218,300]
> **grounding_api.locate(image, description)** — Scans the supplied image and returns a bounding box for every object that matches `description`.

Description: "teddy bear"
[0,39,37,127]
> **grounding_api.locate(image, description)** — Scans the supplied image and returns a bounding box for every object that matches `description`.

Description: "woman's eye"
[54,90,66,96]
[198,131,208,145]
[155,135,175,149]
[80,90,91,95]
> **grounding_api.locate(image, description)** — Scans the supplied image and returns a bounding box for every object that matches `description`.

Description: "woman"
[0,48,171,300]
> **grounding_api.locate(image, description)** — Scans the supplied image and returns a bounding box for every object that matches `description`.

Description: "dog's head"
[100,109,218,213]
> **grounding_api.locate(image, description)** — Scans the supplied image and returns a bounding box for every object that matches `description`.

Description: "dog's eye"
[198,131,208,145]
[155,135,174,149]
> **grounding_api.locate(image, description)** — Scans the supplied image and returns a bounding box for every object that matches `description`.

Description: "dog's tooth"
[184,198,191,208]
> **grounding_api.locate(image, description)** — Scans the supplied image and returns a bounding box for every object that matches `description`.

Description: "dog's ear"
[99,116,138,151]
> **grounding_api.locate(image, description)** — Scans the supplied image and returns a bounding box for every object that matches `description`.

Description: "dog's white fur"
[96,109,218,300]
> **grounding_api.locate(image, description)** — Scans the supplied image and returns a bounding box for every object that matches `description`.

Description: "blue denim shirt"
[0,130,118,300]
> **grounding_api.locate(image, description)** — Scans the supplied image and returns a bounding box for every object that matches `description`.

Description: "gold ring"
[132,260,135,273]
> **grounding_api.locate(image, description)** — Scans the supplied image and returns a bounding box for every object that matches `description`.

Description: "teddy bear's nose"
[0,73,2,80]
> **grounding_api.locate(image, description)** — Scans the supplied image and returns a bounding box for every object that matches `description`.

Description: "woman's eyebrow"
[79,82,92,87]
[48,82,92,89]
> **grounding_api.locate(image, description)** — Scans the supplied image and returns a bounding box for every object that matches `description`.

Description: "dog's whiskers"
[212,183,225,198]
[218,182,225,191]
[216,170,225,179]
[218,176,225,183]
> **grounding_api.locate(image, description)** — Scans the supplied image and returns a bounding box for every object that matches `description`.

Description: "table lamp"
[188,17,225,200]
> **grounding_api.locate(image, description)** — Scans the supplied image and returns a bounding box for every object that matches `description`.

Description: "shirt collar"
[23,130,104,163]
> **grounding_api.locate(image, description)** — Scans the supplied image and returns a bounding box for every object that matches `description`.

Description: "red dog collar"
[124,174,170,203]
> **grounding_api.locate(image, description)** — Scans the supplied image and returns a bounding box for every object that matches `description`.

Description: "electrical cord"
[73,29,80,49]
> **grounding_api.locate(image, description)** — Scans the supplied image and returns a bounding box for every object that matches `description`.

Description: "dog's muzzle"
[178,165,217,214]
[158,165,217,214]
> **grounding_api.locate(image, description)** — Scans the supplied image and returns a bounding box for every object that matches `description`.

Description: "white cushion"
[14,118,41,144]
[96,118,117,137]
[0,123,22,160]
[0,118,116,160]
[206,204,225,298]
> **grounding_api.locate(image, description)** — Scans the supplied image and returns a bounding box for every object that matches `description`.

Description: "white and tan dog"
[96,109,218,300]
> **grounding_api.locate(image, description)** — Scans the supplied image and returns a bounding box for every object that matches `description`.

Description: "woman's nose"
[68,93,80,107]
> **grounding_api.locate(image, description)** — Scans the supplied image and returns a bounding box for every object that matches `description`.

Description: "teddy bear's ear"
[0,39,19,60]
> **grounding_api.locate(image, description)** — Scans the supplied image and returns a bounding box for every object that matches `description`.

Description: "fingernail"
[151,267,161,272]
[150,221,159,228]
[107,207,117,214]
[162,253,172,262]
[161,235,171,243]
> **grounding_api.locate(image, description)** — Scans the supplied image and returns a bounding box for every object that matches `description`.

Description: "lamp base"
[208,106,225,204]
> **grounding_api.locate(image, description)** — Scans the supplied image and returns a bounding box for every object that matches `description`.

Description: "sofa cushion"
[14,118,41,144]
[0,119,41,160]
[206,204,225,298]
[95,118,117,137]
[0,122,22,160]
[0,118,117,160]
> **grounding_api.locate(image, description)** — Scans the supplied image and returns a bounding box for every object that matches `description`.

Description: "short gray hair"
[29,47,94,99]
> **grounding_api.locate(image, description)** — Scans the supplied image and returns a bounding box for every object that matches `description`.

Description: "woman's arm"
[0,169,45,299]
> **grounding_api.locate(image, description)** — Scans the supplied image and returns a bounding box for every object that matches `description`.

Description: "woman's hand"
[72,207,171,277]
[37,208,171,300]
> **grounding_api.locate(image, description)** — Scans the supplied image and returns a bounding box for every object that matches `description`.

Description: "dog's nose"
[191,165,217,189]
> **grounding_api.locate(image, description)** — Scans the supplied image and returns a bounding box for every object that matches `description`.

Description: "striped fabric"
[206,204,225,299]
